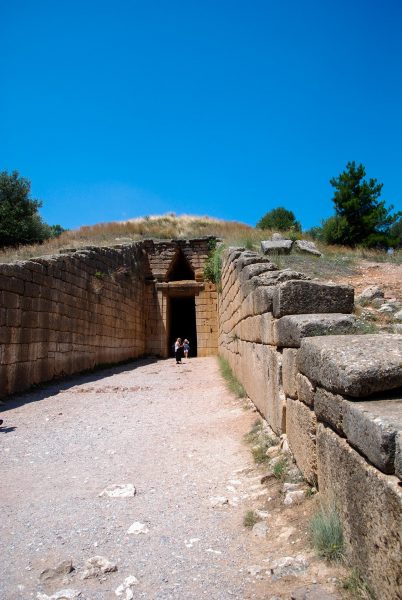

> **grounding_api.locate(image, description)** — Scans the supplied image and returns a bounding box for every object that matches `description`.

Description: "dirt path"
[1,357,344,600]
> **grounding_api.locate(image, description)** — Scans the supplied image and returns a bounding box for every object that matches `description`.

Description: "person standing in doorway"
[183,339,190,359]
[174,338,183,364]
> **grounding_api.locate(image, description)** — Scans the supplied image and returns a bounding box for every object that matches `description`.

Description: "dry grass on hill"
[1,213,401,287]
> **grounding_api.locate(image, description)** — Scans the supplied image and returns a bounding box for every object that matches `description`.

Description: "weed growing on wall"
[218,356,246,398]
[204,240,225,290]
[244,419,278,464]
[310,503,344,562]
[340,568,376,600]
[272,457,288,480]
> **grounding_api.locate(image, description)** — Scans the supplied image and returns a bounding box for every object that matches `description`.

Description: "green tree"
[389,217,402,247]
[0,171,51,247]
[256,207,301,231]
[326,161,400,247]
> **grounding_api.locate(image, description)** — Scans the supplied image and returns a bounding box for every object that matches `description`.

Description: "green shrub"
[203,242,225,289]
[310,503,344,561]
[273,457,288,480]
[243,510,260,528]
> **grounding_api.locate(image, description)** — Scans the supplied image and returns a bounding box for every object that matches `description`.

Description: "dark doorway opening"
[169,296,197,357]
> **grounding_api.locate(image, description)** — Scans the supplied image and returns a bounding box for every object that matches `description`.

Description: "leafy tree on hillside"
[256,207,301,231]
[322,161,400,247]
[0,171,59,247]
[389,216,402,247]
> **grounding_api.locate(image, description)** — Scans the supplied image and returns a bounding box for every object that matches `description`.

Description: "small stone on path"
[269,555,309,580]
[127,521,149,535]
[39,560,74,582]
[252,521,269,538]
[209,496,229,508]
[37,590,82,600]
[99,483,136,498]
[291,584,338,599]
[81,555,117,579]
[115,575,139,599]
[284,490,305,505]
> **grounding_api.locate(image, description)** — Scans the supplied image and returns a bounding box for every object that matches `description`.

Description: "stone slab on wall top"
[272,279,354,318]
[274,313,357,347]
[298,334,402,397]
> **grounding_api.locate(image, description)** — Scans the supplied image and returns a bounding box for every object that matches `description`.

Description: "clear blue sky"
[2,0,402,231]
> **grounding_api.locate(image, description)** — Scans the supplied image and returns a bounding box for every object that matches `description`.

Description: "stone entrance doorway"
[169,295,197,357]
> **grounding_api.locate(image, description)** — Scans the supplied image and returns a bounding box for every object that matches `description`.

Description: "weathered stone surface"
[317,424,402,600]
[293,240,322,256]
[240,313,276,345]
[269,555,309,580]
[81,556,117,580]
[115,575,139,598]
[39,560,74,582]
[252,521,269,538]
[357,285,384,305]
[37,590,82,600]
[314,387,347,434]
[286,398,317,484]
[99,483,136,498]
[395,431,402,479]
[274,313,357,348]
[343,399,402,474]
[261,240,293,255]
[272,281,354,318]
[394,309,402,322]
[282,348,299,399]
[283,490,305,505]
[296,373,315,408]
[291,585,337,600]
[239,341,285,434]
[299,334,402,397]
[239,262,278,283]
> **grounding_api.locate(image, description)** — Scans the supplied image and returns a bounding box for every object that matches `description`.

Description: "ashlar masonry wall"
[0,238,218,397]
[218,248,402,600]
[0,244,147,396]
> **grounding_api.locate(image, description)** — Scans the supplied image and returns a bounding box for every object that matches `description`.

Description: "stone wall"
[218,248,402,599]
[0,244,147,396]
[0,238,218,396]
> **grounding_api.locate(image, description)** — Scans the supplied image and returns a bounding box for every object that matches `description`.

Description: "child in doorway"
[183,339,190,359]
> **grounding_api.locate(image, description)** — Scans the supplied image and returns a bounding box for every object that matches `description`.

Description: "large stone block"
[239,313,276,345]
[343,399,402,475]
[299,334,402,397]
[239,341,285,434]
[314,387,347,435]
[282,348,298,399]
[261,240,293,254]
[317,424,402,600]
[286,398,317,484]
[395,431,402,479]
[272,280,354,318]
[274,313,357,348]
[296,373,315,407]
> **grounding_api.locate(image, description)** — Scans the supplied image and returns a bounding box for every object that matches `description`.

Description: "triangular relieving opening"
[167,249,195,281]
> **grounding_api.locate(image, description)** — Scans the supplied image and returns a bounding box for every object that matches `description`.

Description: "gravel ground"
[1,357,278,600]
[1,356,345,600]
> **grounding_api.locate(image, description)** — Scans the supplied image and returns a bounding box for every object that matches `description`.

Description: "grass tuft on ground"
[218,356,246,398]
[243,510,261,528]
[310,502,344,562]
[340,568,376,600]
